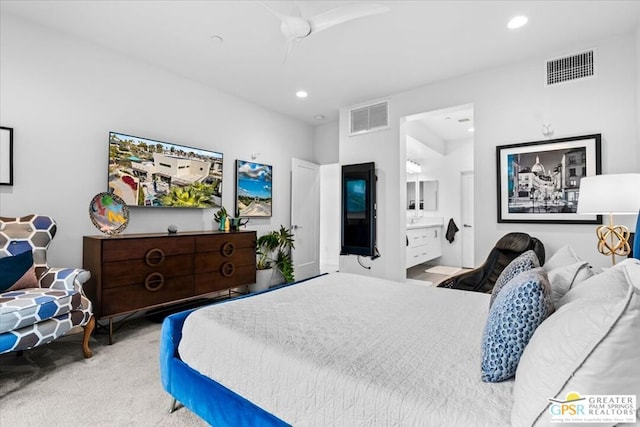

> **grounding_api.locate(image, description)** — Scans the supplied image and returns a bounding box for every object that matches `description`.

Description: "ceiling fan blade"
[261,1,311,39]
[282,38,298,64]
[260,1,289,22]
[308,3,390,35]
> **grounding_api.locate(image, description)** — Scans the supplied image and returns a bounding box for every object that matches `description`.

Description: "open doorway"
[402,104,475,286]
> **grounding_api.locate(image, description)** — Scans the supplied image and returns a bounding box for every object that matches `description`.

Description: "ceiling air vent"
[546,49,595,86]
[349,100,389,135]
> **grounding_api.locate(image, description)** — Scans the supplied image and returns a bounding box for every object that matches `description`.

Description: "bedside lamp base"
[596,213,630,266]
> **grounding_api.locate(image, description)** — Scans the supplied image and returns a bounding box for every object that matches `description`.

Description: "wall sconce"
[406,159,422,174]
[577,173,640,265]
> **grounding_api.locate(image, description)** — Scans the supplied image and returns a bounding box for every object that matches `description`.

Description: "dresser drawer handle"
[221,242,236,257]
[221,262,236,277]
[145,248,165,266]
[144,272,165,292]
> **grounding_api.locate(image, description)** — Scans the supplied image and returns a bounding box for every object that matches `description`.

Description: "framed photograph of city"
[496,134,602,224]
[235,160,273,217]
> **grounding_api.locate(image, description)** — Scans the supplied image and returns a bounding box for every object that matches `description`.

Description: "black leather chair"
[437,232,545,293]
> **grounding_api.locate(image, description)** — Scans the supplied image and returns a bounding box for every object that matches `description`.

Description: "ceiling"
[2,1,640,126]
[406,104,474,163]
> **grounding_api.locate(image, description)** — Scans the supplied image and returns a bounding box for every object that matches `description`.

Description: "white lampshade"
[577,173,640,215]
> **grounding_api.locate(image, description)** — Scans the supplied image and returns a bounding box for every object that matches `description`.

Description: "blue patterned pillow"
[490,250,540,307]
[481,267,554,382]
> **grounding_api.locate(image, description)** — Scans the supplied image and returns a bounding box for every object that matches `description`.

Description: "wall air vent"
[546,49,595,86]
[349,100,389,136]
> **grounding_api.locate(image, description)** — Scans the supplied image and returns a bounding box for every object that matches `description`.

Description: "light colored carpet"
[424,266,462,275]
[0,318,207,426]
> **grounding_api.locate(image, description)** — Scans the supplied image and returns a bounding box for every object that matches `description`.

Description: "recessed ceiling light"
[314,114,325,120]
[296,90,308,98]
[468,127,475,133]
[507,16,528,30]
[210,35,224,43]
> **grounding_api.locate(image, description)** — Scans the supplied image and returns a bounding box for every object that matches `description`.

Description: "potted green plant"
[214,206,248,231]
[251,225,295,292]
[213,206,229,230]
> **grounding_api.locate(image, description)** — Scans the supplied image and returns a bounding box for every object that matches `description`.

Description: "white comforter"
[179,272,513,426]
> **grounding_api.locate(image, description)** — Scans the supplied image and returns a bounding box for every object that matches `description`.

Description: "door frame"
[461,170,474,268]
[291,158,320,280]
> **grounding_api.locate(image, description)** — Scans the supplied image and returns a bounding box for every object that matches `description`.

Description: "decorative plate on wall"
[89,192,130,235]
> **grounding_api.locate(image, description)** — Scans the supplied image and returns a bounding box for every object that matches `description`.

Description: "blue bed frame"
[160,278,324,426]
[159,306,289,426]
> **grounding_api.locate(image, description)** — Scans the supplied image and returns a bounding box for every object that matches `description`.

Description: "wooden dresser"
[83,230,256,342]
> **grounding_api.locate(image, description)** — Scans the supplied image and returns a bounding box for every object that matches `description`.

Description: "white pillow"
[543,245,582,271]
[557,258,636,307]
[511,263,640,427]
[547,261,594,307]
[616,258,640,280]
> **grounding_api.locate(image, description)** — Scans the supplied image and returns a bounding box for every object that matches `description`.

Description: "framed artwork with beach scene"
[235,160,273,217]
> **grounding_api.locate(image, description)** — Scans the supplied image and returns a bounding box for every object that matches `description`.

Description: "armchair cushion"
[0,306,91,354]
[0,288,82,333]
[0,250,38,292]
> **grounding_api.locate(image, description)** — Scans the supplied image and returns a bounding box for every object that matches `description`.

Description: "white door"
[461,171,475,268]
[319,164,341,273]
[291,158,320,280]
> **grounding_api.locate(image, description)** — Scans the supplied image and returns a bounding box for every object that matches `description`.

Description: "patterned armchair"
[0,214,94,358]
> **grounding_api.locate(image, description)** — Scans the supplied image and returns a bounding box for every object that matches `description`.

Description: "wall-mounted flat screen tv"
[341,162,376,257]
[108,131,223,208]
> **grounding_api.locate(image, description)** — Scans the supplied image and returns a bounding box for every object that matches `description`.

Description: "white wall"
[339,32,638,281]
[338,122,401,280]
[405,120,446,155]
[0,13,314,268]
[418,138,473,267]
[314,121,339,165]
[319,164,340,272]
[637,26,640,169]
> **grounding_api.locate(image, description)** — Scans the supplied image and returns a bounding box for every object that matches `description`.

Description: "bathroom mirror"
[420,180,438,211]
[406,181,416,209]
[407,179,438,211]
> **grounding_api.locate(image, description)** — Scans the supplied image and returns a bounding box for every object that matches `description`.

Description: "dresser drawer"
[194,247,255,273]
[102,236,194,262]
[195,233,255,253]
[101,254,194,289]
[406,226,442,268]
[195,265,256,294]
[101,274,194,315]
[407,246,426,268]
[407,228,428,248]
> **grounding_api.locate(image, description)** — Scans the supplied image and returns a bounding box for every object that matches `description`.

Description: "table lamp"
[577,173,640,265]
